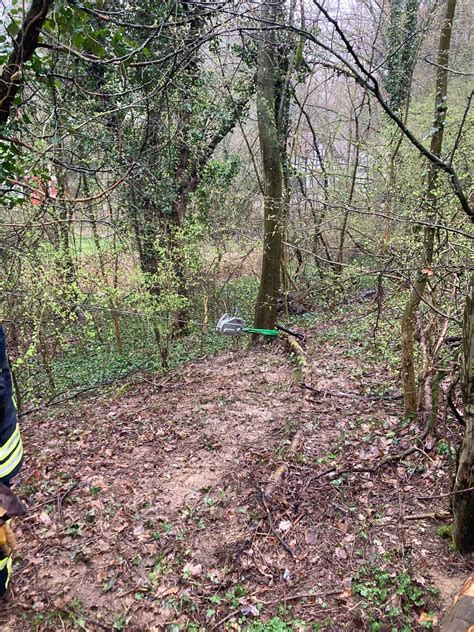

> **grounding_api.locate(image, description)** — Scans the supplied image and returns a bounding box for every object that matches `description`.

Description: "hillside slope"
[3,318,469,631]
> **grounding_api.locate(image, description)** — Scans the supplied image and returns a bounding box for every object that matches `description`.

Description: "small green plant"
[437,524,456,550]
[226,584,247,608]
[148,555,170,586]
[436,440,453,456]
[65,523,83,538]
[246,615,318,631]
[112,612,126,630]
[437,524,453,539]
[352,565,437,629]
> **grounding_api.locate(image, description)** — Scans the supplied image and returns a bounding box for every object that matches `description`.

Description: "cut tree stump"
[440,575,474,632]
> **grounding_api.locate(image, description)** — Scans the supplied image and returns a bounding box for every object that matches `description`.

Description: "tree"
[121,1,251,335]
[0,0,54,124]
[254,0,285,331]
[385,0,421,112]
[293,0,473,222]
[453,275,474,553]
[400,0,458,415]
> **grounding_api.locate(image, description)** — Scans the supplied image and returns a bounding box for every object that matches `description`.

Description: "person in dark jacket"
[0,325,24,596]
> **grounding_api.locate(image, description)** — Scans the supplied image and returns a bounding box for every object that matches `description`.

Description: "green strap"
[243,327,279,337]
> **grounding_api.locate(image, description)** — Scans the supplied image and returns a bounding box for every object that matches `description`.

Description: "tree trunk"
[0,0,54,124]
[453,276,474,553]
[385,0,421,112]
[400,0,457,415]
[335,94,364,275]
[439,575,474,631]
[254,0,284,331]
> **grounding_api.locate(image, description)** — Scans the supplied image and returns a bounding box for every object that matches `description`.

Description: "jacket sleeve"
[0,370,5,426]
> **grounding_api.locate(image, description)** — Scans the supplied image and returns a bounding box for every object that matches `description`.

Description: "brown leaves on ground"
[2,321,470,630]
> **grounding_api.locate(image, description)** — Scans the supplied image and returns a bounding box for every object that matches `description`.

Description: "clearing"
[2,312,470,631]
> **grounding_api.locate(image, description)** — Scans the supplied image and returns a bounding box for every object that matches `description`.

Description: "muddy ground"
[2,315,470,631]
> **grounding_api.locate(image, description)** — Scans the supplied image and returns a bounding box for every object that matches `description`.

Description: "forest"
[0,0,473,630]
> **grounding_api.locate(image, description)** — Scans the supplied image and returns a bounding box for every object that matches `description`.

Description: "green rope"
[243,327,279,337]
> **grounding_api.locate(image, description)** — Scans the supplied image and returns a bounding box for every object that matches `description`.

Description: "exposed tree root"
[284,333,311,382]
[263,334,309,501]
[264,428,304,500]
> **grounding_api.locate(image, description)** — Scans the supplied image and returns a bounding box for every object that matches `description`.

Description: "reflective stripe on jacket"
[0,326,23,485]
[0,552,12,596]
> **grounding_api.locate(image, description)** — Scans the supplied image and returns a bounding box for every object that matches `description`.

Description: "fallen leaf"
[305,528,319,545]
[335,547,347,560]
[240,604,259,617]
[278,520,292,532]
[156,585,180,598]
[337,587,352,601]
[419,612,437,625]
[39,511,52,526]
[183,563,203,577]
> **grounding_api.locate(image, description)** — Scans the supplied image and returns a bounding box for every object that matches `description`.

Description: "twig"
[417,486,474,501]
[261,588,341,605]
[210,609,240,631]
[258,491,295,559]
[403,511,451,521]
[412,446,435,463]
[57,482,79,523]
[447,374,465,426]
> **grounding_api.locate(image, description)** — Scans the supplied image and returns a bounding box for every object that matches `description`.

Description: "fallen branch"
[446,374,465,426]
[307,422,433,482]
[263,334,309,502]
[403,511,451,521]
[19,365,150,417]
[303,383,403,401]
[261,588,341,605]
[264,429,303,500]
[283,334,311,382]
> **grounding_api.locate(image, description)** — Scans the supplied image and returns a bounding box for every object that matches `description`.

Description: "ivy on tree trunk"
[254,0,285,331]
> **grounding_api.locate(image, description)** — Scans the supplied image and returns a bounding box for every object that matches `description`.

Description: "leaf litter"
[1,319,470,630]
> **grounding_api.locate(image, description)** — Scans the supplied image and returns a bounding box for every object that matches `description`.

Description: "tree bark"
[385,0,421,112]
[440,575,474,631]
[453,276,474,553]
[0,0,54,124]
[254,0,284,330]
[400,0,457,415]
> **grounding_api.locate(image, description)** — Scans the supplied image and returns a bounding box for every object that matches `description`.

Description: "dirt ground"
[2,317,471,631]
